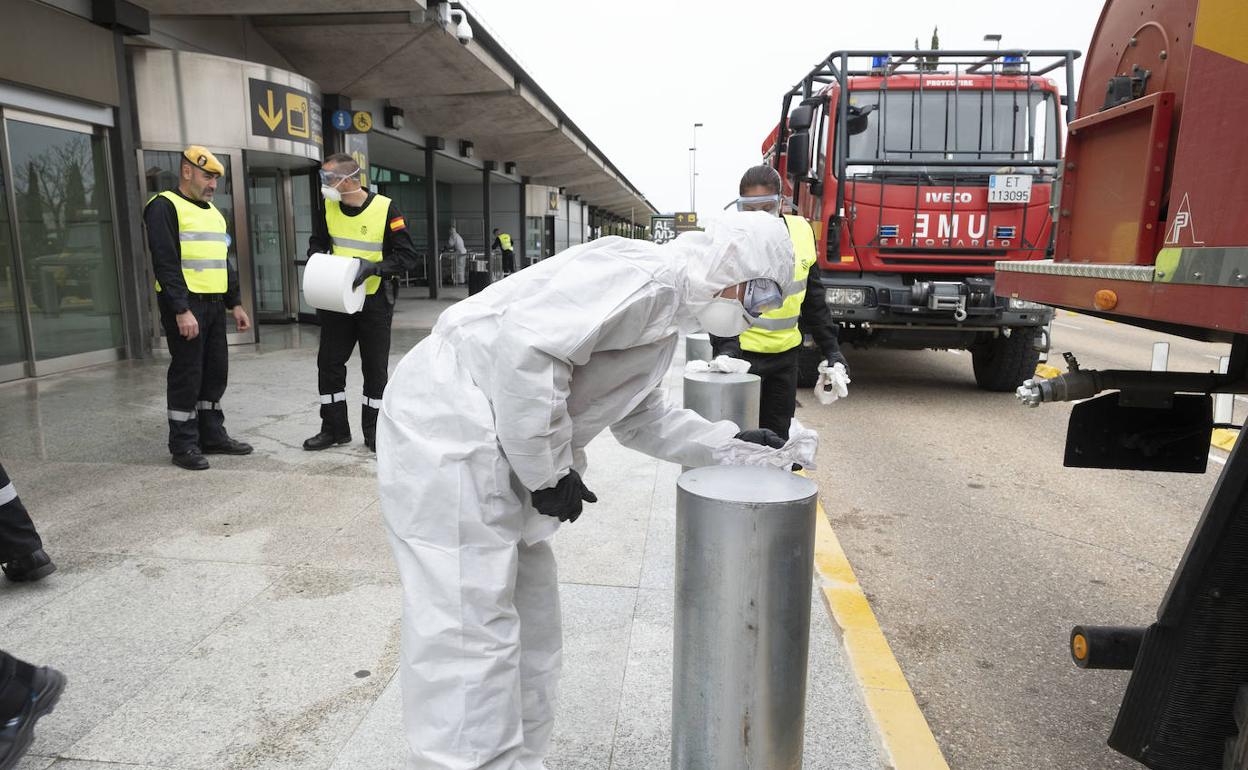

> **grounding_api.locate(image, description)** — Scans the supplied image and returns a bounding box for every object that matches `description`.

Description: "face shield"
[735,193,783,217]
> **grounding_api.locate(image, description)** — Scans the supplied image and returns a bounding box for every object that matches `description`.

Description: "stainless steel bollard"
[686,333,713,363]
[672,465,820,770]
[683,371,760,432]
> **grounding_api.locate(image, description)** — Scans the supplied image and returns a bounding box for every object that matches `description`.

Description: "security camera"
[438,4,473,46]
[452,12,473,45]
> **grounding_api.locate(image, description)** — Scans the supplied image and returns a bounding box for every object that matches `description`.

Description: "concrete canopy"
[139,3,655,223]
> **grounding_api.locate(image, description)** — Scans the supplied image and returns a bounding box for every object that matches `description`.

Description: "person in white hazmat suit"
[378,211,795,769]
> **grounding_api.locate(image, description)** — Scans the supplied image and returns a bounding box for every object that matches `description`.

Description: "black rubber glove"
[734,429,786,449]
[824,350,850,377]
[352,259,382,288]
[531,469,598,523]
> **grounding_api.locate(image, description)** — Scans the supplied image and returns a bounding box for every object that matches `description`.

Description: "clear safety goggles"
[742,278,784,316]
[319,168,359,186]
[735,194,784,216]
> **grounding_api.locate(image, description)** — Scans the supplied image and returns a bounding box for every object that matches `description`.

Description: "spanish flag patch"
[389,216,406,232]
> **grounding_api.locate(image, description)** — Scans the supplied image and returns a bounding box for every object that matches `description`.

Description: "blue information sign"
[331,110,352,132]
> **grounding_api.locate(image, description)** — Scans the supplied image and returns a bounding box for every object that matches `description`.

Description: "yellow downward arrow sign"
[257,90,284,132]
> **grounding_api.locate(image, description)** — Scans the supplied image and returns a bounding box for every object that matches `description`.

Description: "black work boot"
[304,401,350,451]
[1,550,56,583]
[362,402,380,453]
[171,449,210,471]
[202,436,254,455]
[0,665,66,769]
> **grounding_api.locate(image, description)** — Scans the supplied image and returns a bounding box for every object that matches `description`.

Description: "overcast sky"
[464,0,1106,225]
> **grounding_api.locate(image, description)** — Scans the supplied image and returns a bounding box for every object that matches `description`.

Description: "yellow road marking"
[813,496,951,769]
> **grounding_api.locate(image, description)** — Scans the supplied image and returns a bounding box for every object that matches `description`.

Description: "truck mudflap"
[1104,430,1248,769]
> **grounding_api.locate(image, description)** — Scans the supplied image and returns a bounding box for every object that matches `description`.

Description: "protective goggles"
[735,194,784,216]
[319,168,359,186]
[742,278,784,316]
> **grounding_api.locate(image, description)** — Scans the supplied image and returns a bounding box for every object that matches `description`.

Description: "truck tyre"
[972,329,1040,392]
[797,344,822,388]
[1226,685,1248,770]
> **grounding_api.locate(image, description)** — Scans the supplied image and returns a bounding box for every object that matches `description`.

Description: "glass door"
[3,110,124,377]
[247,171,289,321]
[0,156,28,382]
[291,169,316,322]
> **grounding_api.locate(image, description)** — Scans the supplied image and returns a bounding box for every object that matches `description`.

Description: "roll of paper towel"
[303,253,365,314]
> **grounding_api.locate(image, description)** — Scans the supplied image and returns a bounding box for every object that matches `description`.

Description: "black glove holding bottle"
[531,469,598,523]
[734,429,786,449]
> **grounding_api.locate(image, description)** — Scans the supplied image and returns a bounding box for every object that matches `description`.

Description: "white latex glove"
[685,355,752,375]
[814,361,851,405]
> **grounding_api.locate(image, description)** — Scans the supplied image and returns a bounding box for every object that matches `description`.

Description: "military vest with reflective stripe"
[497,233,513,250]
[326,194,390,295]
[152,190,229,294]
[739,214,817,354]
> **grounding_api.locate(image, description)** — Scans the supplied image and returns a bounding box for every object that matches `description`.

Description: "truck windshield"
[844,88,1058,181]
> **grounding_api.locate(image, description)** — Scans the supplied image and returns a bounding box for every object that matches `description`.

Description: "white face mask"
[320,184,343,202]
[696,296,754,336]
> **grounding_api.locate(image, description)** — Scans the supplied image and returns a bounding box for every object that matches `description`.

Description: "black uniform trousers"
[502,248,515,273]
[738,347,801,441]
[0,462,41,563]
[316,287,395,441]
[158,295,230,455]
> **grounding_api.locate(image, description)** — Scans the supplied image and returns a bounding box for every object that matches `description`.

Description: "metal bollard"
[683,371,760,432]
[686,333,713,363]
[672,465,820,770]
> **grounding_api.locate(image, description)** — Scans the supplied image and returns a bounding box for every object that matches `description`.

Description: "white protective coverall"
[378,212,794,769]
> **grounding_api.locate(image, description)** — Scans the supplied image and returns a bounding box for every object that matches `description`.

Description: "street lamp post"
[690,122,703,213]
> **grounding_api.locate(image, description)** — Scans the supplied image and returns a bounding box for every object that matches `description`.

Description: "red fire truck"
[998,0,1248,767]
[769,48,1079,389]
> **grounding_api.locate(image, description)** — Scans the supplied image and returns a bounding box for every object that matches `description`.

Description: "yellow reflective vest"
[739,214,817,354]
[326,194,390,295]
[153,191,229,295]
[497,232,513,250]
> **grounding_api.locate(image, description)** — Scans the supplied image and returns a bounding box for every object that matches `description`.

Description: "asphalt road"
[800,311,1234,770]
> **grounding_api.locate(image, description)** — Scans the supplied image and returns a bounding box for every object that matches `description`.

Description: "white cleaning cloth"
[685,355,752,375]
[814,361,851,405]
[303,252,366,314]
[711,418,819,470]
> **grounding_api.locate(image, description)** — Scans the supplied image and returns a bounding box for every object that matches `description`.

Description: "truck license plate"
[988,174,1032,204]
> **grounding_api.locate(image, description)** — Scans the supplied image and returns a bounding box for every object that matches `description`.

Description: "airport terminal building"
[0,0,656,382]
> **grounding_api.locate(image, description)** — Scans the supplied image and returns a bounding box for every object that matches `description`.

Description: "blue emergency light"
[1003,55,1023,64]
[871,56,888,69]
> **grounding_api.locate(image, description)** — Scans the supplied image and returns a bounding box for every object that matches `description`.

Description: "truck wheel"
[1225,685,1248,770]
[797,344,822,388]
[972,329,1040,392]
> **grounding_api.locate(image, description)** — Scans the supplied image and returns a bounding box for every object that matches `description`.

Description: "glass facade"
[4,116,123,367]
[0,161,25,370]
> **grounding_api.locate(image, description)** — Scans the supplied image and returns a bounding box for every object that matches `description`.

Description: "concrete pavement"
[1,288,884,770]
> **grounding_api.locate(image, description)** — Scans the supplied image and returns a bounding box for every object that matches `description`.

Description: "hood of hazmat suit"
[376,211,792,769]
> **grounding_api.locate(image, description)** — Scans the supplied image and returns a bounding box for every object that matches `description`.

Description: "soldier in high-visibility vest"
[492,227,516,273]
[711,165,849,440]
[303,153,419,453]
[145,146,253,471]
